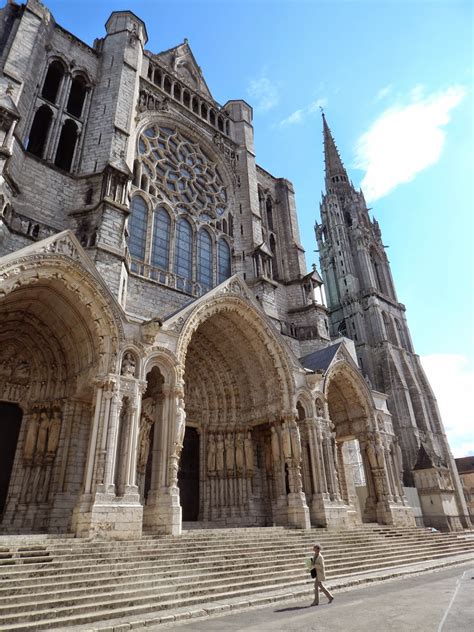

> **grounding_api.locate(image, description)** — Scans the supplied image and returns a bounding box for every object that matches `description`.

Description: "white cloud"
[354,85,467,202]
[247,75,279,113]
[376,84,393,100]
[279,97,327,127]
[420,353,474,457]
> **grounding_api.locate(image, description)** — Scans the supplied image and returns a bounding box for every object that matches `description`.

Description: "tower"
[315,113,470,529]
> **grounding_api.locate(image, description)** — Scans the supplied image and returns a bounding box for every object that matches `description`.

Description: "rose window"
[138,125,228,219]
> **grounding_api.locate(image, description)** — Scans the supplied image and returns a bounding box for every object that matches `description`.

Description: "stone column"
[280,414,310,529]
[72,375,143,539]
[143,384,182,535]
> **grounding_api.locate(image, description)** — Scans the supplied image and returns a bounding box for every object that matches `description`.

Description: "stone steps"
[0,545,470,610]
[0,525,472,631]
[0,536,468,587]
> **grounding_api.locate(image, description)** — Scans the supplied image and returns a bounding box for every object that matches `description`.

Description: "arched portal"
[325,363,376,523]
[0,237,122,534]
[176,294,303,527]
[324,361,411,527]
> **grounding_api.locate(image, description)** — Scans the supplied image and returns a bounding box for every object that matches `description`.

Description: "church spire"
[322,112,350,193]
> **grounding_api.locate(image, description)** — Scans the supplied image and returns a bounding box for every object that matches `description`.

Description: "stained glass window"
[174,218,193,280]
[151,207,171,269]
[128,196,148,261]
[197,229,213,290]
[138,126,228,220]
[218,239,231,283]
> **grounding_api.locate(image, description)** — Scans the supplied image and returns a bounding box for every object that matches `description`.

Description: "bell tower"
[315,113,469,529]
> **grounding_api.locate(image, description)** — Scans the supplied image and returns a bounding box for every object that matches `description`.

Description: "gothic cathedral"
[0,1,469,538]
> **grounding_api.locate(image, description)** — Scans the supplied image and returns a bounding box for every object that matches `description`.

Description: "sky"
[24,0,473,456]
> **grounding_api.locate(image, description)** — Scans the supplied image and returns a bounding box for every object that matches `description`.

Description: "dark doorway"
[178,427,199,521]
[0,402,22,515]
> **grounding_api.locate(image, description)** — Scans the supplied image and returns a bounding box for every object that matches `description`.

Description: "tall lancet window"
[197,229,213,290]
[151,207,171,269]
[218,239,231,283]
[128,196,148,261]
[174,217,193,280]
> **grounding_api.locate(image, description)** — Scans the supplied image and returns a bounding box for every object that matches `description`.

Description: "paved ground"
[157,563,474,632]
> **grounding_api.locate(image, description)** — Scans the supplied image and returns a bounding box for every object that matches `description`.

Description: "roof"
[299,342,342,373]
[455,456,474,474]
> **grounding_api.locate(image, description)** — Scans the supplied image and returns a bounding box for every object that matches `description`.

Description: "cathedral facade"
[0,0,467,538]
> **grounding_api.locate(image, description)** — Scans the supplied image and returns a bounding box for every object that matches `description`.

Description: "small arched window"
[151,207,171,270]
[218,239,231,283]
[174,218,193,280]
[197,229,213,290]
[164,76,172,94]
[54,119,78,171]
[128,196,148,261]
[42,60,64,103]
[67,76,88,118]
[27,105,53,158]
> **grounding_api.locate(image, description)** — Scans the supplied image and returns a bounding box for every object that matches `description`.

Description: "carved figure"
[36,410,50,457]
[174,397,186,454]
[289,420,302,462]
[225,433,234,474]
[392,437,404,477]
[244,431,253,474]
[281,422,292,460]
[366,437,378,470]
[138,419,152,473]
[235,432,244,471]
[374,435,386,468]
[207,434,216,474]
[270,426,280,465]
[23,410,40,461]
[315,399,324,418]
[46,406,62,456]
[12,358,30,384]
[216,434,224,474]
[121,352,136,377]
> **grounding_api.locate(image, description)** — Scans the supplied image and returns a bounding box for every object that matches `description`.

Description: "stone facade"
[0,1,461,538]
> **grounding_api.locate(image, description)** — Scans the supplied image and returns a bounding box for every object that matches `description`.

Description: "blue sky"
[28,0,473,455]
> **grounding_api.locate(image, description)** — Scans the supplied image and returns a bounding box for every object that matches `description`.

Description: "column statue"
[216,434,224,475]
[289,420,302,462]
[207,433,216,474]
[235,432,244,473]
[225,432,234,475]
[281,421,292,460]
[46,405,62,457]
[23,409,40,462]
[271,426,280,464]
[244,431,254,475]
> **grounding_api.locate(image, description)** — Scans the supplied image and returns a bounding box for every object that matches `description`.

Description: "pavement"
[153,563,474,632]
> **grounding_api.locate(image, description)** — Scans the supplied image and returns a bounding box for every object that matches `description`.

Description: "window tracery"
[138,125,228,222]
[128,125,233,295]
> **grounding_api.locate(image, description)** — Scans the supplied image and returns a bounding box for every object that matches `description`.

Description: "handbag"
[310,568,316,579]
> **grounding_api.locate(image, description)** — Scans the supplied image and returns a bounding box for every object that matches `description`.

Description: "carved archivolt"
[0,235,124,376]
[176,294,296,412]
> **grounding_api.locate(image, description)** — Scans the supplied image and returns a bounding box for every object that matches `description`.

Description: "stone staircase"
[0,525,473,631]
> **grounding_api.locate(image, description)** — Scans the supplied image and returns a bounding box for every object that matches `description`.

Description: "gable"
[153,40,214,102]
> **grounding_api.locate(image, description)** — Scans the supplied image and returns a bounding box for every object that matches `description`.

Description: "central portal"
[179,298,295,528]
[178,427,199,521]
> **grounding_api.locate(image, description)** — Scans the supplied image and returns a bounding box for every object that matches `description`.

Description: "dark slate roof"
[299,342,342,373]
[455,456,474,474]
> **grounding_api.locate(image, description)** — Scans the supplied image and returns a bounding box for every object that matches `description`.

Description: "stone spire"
[322,112,351,193]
